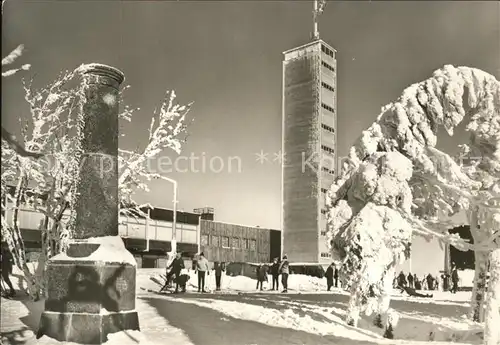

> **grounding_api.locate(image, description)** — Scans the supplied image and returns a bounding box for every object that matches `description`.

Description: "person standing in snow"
[426,273,435,291]
[334,265,339,288]
[196,252,210,293]
[441,271,450,291]
[397,271,407,287]
[270,258,280,291]
[414,274,422,290]
[214,261,225,291]
[0,243,15,297]
[325,263,334,291]
[279,255,289,293]
[451,264,459,294]
[407,272,414,289]
[256,264,268,291]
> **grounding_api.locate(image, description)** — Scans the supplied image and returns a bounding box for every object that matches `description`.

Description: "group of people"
[165,252,213,293]
[255,255,290,292]
[165,253,293,294]
[394,264,460,294]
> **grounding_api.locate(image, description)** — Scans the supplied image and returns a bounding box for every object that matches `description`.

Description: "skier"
[407,272,414,289]
[166,252,184,294]
[214,261,225,291]
[397,285,433,298]
[279,255,290,293]
[325,263,334,291]
[451,264,459,294]
[0,243,15,297]
[270,257,280,291]
[196,252,209,293]
[176,268,190,293]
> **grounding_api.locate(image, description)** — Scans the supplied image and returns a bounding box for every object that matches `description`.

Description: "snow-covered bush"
[1,65,193,300]
[325,65,499,343]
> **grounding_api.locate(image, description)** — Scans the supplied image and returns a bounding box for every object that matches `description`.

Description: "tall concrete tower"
[281,35,338,264]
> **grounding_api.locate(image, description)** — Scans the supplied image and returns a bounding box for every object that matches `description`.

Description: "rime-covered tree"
[1,65,192,300]
[326,65,499,343]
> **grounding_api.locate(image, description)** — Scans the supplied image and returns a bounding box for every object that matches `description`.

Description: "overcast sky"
[2,0,499,229]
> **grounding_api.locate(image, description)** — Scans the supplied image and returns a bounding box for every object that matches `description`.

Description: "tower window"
[321,231,327,236]
[321,123,335,134]
[322,61,335,73]
[320,252,332,258]
[321,144,335,155]
[321,188,328,194]
[321,209,328,215]
[321,82,335,92]
[321,103,335,114]
[321,45,334,58]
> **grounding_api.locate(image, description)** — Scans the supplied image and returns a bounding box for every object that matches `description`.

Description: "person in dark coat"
[334,266,339,288]
[397,271,407,287]
[270,258,280,291]
[214,261,225,291]
[426,274,435,291]
[325,263,334,291]
[414,274,422,290]
[167,252,185,293]
[441,271,450,291]
[256,264,268,291]
[407,273,414,289]
[451,264,459,293]
[0,243,15,297]
[279,255,290,293]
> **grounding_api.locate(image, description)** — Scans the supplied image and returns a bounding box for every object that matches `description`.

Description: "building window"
[321,123,335,134]
[321,144,335,155]
[320,252,331,258]
[321,231,327,236]
[322,166,335,175]
[211,235,220,247]
[321,209,328,215]
[321,103,335,114]
[201,234,209,246]
[250,239,256,251]
[321,45,334,58]
[321,61,335,73]
[243,239,249,249]
[321,82,334,92]
[221,236,230,248]
[232,237,240,248]
[321,188,328,194]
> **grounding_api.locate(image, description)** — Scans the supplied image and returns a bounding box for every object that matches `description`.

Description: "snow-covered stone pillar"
[37,64,140,344]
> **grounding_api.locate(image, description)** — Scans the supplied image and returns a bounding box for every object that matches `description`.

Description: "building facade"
[3,189,281,268]
[282,39,338,264]
[199,219,281,264]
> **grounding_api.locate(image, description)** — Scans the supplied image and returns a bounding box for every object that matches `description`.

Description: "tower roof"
[282,39,337,56]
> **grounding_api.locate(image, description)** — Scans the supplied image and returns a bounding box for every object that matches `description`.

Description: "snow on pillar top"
[77,63,125,90]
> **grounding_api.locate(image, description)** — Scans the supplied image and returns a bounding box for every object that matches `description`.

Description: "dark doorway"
[449,226,475,270]
[142,256,157,268]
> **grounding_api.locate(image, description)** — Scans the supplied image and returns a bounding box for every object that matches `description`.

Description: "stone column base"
[37,237,140,344]
[37,310,139,344]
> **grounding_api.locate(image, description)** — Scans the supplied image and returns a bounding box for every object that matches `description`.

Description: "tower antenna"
[313,0,327,40]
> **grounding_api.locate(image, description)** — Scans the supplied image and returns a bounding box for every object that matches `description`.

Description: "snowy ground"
[1,268,483,345]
